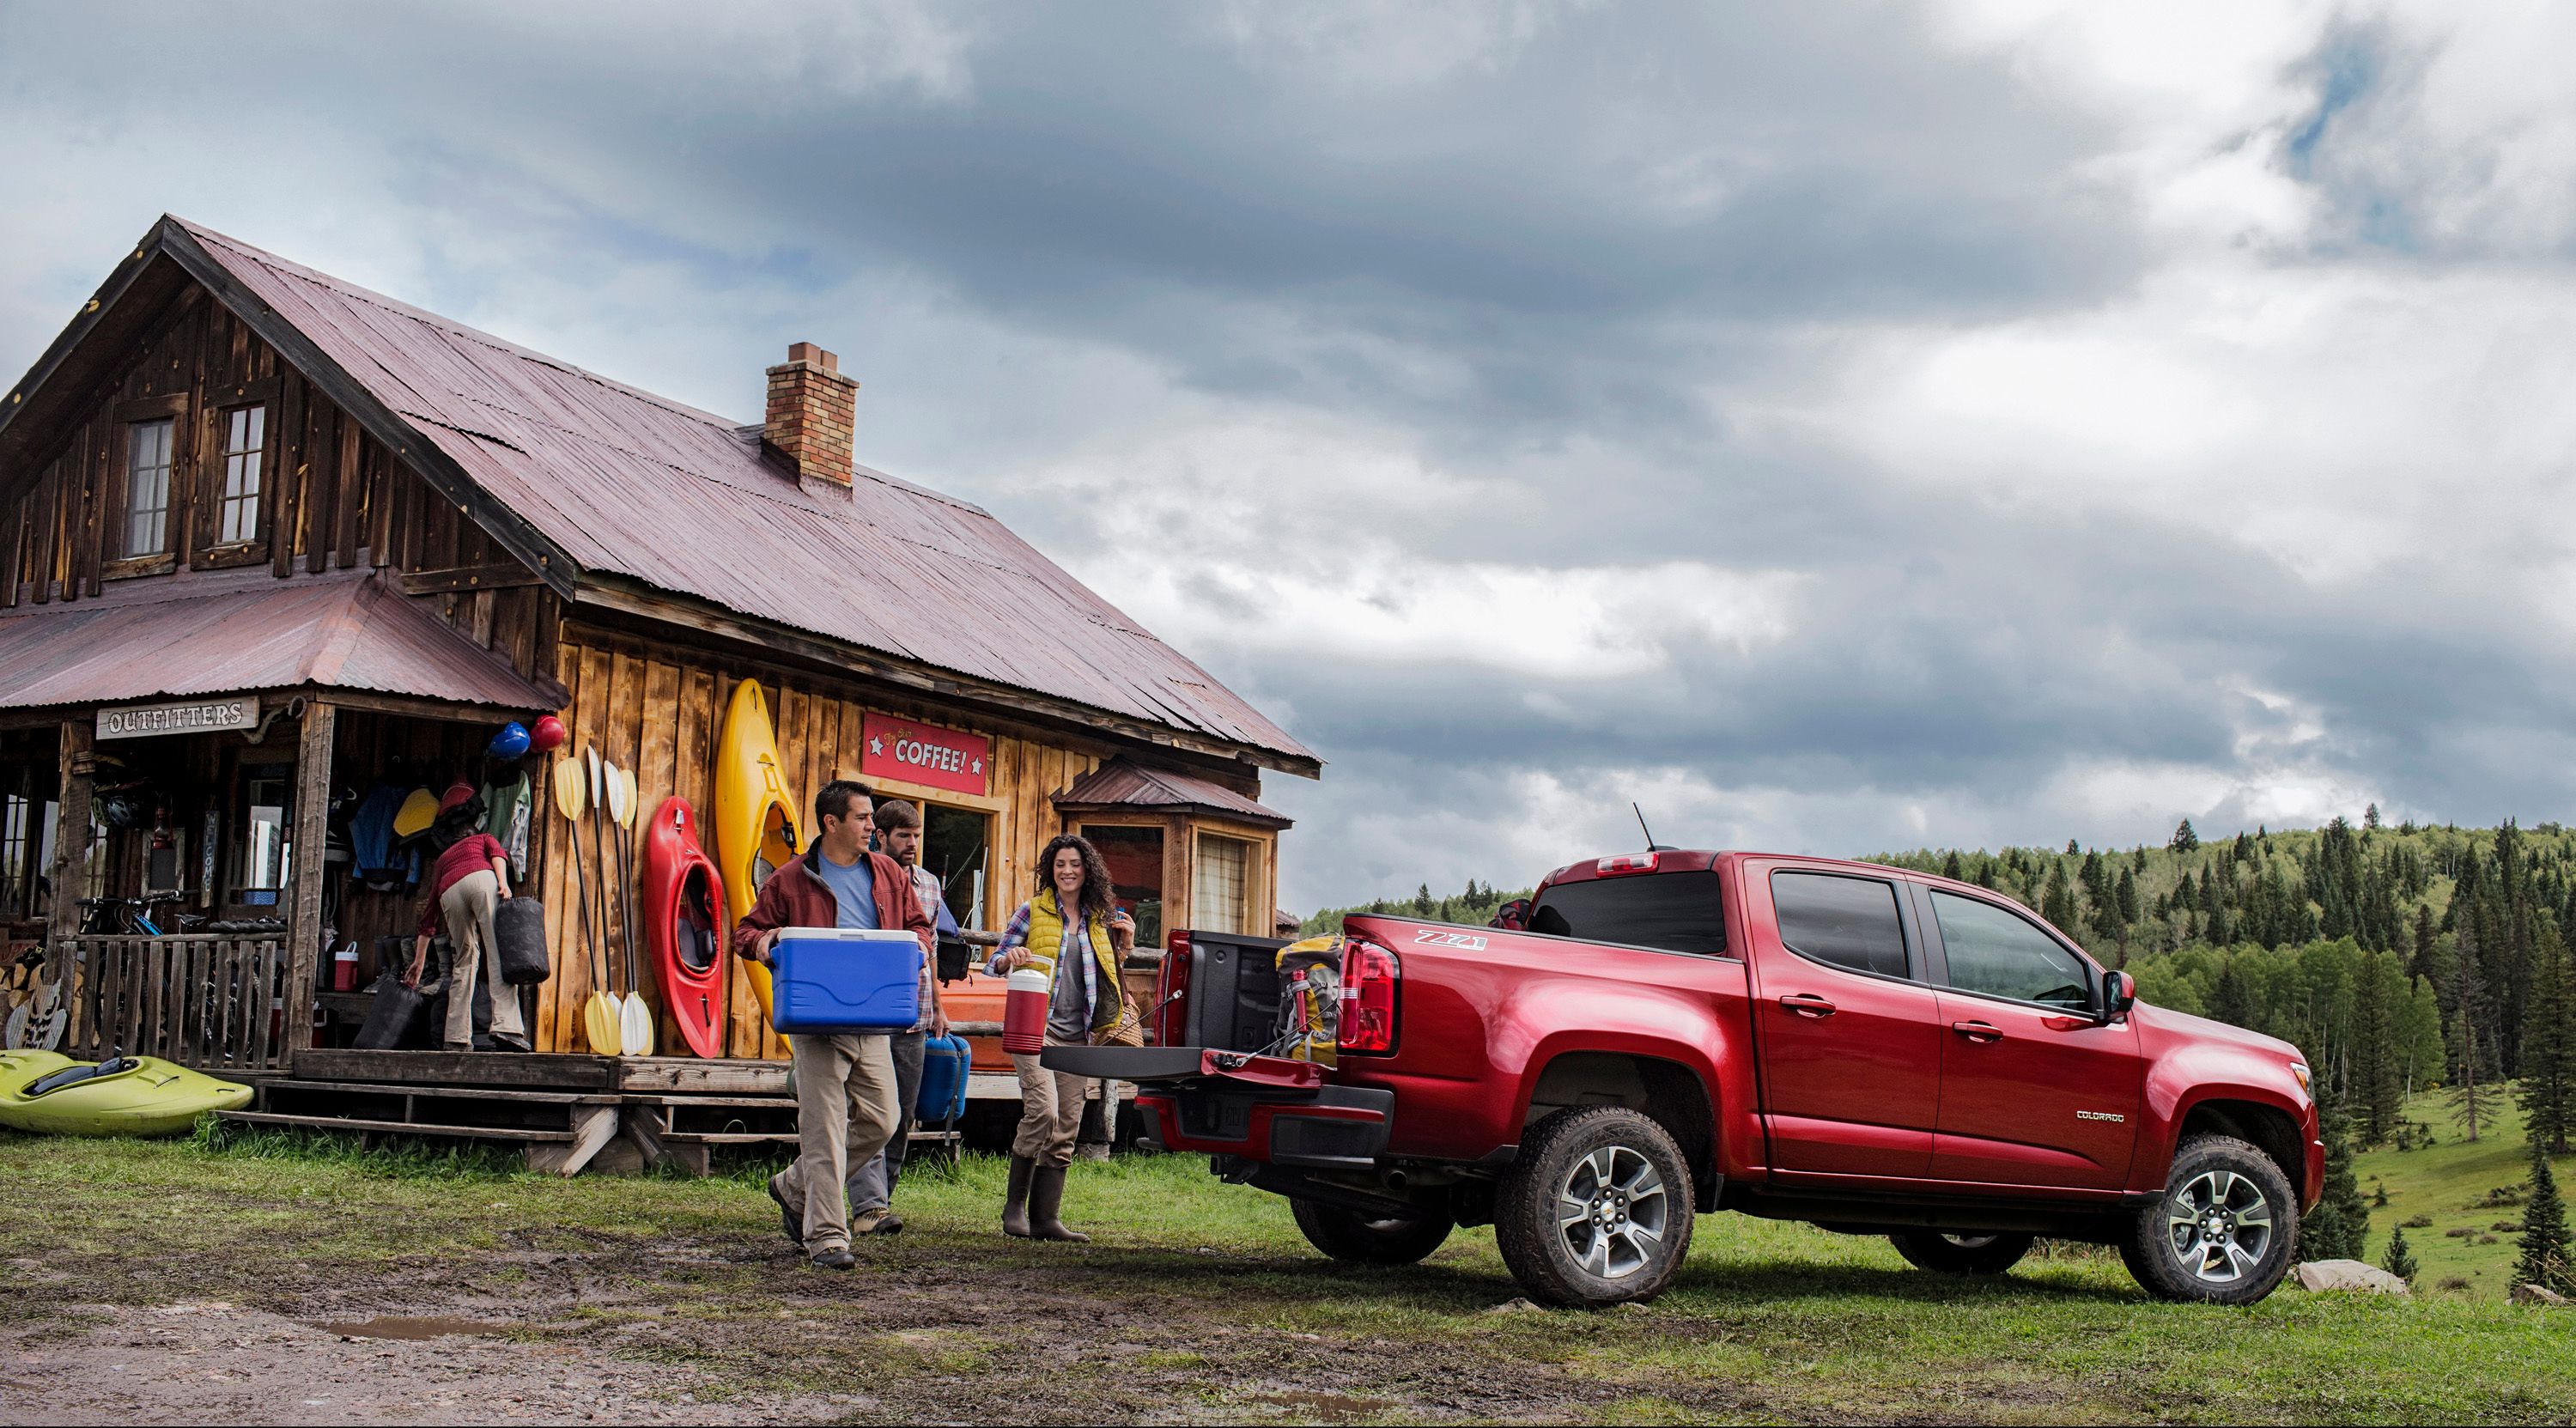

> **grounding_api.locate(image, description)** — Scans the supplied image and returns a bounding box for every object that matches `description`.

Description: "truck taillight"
[1155,931,1193,1048]
[1339,935,1399,1055]
[1596,852,1659,877]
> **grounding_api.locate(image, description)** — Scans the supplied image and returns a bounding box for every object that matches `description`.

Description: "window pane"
[125,418,174,556]
[1192,834,1249,933]
[1528,871,1725,955]
[1930,891,2093,1008]
[1084,824,1165,949]
[920,803,991,931]
[1771,872,1909,978]
[221,405,264,544]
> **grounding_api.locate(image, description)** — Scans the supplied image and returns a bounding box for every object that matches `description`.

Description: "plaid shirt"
[986,900,1097,1025]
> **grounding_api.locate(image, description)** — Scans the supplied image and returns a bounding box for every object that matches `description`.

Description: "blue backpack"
[915,1034,971,1124]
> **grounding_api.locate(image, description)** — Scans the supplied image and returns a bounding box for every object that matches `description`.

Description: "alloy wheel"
[1557,1144,1670,1279]
[2165,1169,2275,1283]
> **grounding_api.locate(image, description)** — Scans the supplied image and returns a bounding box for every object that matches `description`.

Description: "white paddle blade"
[586,746,602,802]
[606,763,631,823]
[621,994,653,1056]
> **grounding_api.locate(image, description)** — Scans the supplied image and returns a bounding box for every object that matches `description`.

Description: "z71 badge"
[1413,930,1487,951]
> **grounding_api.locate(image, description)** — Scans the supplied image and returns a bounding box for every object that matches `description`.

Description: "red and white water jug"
[1002,967,1051,1054]
[331,944,359,993]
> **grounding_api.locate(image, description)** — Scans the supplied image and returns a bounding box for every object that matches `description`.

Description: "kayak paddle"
[609,763,653,1056]
[577,748,620,1056]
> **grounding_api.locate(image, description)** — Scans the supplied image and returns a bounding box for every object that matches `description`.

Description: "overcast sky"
[7,2,2573,909]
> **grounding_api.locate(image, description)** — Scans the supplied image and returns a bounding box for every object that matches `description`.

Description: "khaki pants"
[1010,1042,1093,1170]
[772,1034,900,1253]
[439,871,526,1048]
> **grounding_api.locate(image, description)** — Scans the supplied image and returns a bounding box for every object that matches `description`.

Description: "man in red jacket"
[732,779,936,1269]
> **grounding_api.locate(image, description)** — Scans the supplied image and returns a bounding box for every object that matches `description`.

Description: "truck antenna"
[1633,802,1661,852]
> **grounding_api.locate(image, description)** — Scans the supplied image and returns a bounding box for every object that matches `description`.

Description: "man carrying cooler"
[732,779,935,1270]
[847,799,954,1233]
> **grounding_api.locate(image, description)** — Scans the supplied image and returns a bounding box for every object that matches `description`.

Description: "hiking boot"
[810,1246,856,1271]
[1002,1155,1035,1238]
[768,1176,804,1249]
[867,1210,905,1236]
[849,1208,890,1237]
[1030,1165,1090,1243]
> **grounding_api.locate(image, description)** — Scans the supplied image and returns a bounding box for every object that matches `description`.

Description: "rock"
[1483,1297,1543,1315]
[2293,1260,2412,1295]
[2511,1283,2568,1306]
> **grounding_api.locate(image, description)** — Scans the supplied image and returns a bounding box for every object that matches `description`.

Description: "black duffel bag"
[495,896,550,985]
[353,966,428,1049]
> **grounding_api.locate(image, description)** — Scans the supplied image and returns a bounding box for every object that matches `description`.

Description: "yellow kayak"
[715,678,800,1024]
[0,1053,252,1137]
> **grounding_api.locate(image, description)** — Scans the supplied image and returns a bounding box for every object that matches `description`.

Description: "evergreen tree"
[1941,850,1963,881]
[2300,1098,2370,1262]
[2352,950,2405,1145]
[2210,956,2257,1030]
[2042,861,2080,936]
[1412,883,1434,915]
[2170,818,2199,853]
[2520,920,2576,1155]
[2449,920,2494,1141]
[2514,1141,2573,1296]
[2365,802,2382,832]
[2380,1224,2417,1283]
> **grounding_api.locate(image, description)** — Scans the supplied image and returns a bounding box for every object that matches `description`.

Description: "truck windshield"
[1527,872,1726,956]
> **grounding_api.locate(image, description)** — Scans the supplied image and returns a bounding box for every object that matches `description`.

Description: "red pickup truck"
[1048,849,2322,1308]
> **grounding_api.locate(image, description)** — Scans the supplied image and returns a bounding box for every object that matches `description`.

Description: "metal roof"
[167,220,1315,774]
[1054,757,1291,829]
[0,566,560,713]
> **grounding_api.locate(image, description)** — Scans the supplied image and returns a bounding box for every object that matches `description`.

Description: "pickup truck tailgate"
[1040,1043,1391,1170]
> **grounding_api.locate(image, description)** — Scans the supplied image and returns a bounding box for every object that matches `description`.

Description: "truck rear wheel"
[1290,1199,1454,1266]
[1888,1231,2034,1275]
[1495,1106,1694,1308]
[2118,1133,2298,1304]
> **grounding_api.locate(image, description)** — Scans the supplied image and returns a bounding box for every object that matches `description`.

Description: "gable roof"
[1054,757,1291,829]
[2,217,1315,776]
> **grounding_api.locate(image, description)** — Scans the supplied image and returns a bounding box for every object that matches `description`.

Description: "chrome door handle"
[1778,994,1837,1018]
[1950,1020,2003,1042]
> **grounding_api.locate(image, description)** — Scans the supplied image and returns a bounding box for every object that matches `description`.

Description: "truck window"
[1526,872,1725,956]
[1929,890,2092,1009]
[1769,872,1909,979]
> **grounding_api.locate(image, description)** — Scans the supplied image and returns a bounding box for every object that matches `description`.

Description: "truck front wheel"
[1494,1107,1695,1308]
[1290,1199,1454,1266]
[1889,1231,2034,1275]
[2118,1133,2299,1304]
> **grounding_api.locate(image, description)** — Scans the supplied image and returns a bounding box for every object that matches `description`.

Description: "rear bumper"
[1135,1084,1394,1171]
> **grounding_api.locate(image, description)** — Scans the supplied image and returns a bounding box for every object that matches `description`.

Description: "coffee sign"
[98,695,260,741]
[860,713,990,796]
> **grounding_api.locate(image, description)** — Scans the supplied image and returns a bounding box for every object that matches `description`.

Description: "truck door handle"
[1951,1020,2004,1042]
[1778,994,1836,1018]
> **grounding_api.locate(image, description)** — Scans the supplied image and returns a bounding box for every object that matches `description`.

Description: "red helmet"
[529,714,568,754]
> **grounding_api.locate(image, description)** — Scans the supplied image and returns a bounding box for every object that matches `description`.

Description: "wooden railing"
[60,935,294,1074]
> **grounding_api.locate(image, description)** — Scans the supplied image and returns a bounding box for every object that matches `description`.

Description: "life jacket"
[1022,888,1121,1034]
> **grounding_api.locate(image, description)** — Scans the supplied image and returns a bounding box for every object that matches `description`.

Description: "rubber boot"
[1001,1155,1035,1238]
[1030,1164,1090,1243]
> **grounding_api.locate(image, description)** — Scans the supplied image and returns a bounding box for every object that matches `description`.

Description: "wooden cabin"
[0,217,1315,1157]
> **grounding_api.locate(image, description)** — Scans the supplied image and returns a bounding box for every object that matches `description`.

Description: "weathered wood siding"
[530,632,1133,1059]
[0,278,557,688]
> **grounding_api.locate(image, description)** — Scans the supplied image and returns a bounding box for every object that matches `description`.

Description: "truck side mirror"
[2102,969,2136,1021]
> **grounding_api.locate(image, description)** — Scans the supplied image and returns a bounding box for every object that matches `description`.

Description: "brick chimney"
[763,342,857,488]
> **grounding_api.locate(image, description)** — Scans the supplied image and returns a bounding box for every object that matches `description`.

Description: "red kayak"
[642,795,729,1059]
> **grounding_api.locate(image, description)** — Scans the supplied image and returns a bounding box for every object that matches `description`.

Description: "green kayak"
[0,1053,252,1137]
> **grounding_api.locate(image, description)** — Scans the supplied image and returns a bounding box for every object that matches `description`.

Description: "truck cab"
[1049,850,2323,1308]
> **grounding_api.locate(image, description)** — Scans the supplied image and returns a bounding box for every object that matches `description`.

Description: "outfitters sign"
[98,695,259,741]
[860,713,990,797]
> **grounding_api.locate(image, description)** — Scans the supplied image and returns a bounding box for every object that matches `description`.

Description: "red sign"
[861,714,991,796]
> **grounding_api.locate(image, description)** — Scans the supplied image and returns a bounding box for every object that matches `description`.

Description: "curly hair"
[1034,833,1117,925]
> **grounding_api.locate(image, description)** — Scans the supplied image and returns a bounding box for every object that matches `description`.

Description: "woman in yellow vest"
[986,833,1133,1240]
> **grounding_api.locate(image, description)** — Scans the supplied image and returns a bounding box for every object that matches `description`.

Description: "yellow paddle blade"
[584,994,623,1056]
[553,757,584,820]
[617,767,640,829]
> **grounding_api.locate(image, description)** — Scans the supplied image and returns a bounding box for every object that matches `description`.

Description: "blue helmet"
[487,721,532,760]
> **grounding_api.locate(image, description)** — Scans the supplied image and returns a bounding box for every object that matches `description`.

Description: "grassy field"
[2351,1086,2565,1297]
[2,1126,2573,1424]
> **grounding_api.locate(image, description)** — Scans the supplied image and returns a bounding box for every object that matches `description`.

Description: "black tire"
[1290,1198,1455,1266]
[1889,1230,2035,1275]
[1494,1107,1695,1308]
[2119,1133,2300,1304]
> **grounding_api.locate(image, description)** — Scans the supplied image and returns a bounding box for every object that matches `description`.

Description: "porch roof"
[1052,756,1291,830]
[0,566,562,714]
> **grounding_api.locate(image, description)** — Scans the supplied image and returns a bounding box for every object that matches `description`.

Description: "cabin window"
[1084,824,1166,950]
[125,417,176,556]
[216,404,266,544]
[1192,831,1255,934]
[919,802,992,931]
[232,765,293,908]
[0,792,28,919]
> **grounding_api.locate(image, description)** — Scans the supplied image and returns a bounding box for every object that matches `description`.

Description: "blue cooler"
[915,1033,972,1123]
[769,927,923,1034]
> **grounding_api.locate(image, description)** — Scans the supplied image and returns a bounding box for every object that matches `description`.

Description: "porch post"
[283,698,336,1070]
[46,718,93,947]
